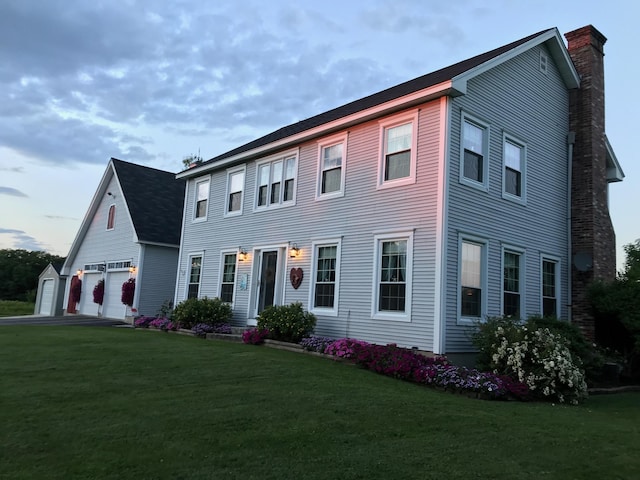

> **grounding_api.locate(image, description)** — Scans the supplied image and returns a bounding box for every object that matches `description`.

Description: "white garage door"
[79,273,101,316]
[102,272,130,319]
[39,279,54,315]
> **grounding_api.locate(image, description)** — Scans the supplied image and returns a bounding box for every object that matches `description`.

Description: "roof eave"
[605,135,625,182]
[176,80,456,178]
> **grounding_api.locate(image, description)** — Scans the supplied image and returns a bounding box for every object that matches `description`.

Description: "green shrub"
[172,297,232,329]
[257,302,316,343]
[471,316,588,404]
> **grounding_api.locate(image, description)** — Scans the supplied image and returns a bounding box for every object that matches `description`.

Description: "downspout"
[567,131,575,323]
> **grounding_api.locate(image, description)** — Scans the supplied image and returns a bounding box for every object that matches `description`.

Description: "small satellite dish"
[573,251,593,272]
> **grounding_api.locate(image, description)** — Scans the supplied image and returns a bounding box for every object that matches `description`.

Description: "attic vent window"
[539,51,548,75]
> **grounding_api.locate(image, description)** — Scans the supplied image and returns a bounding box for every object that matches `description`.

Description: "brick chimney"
[565,25,616,340]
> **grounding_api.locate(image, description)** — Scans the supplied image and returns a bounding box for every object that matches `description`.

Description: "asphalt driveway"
[0,315,129,327]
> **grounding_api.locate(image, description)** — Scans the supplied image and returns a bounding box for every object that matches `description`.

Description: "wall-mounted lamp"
[76,269,83,277]
[129,265,137,274]
[289,243,300,259]
[238,247,248,262]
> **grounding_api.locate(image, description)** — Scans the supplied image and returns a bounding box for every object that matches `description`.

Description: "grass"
[0,300,35,317]
[1,327,638,480]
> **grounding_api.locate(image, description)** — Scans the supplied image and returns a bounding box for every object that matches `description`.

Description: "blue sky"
[0,0,636,268]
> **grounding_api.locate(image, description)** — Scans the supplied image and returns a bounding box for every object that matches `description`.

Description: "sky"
[0,0,636,268]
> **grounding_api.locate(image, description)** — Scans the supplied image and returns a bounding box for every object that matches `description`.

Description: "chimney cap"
[565,25,607,53]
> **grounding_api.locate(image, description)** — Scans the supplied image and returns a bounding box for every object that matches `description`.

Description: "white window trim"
[501,132,527,204]
[501,244,526,319]
[185,252,205,299]
[106,204,116,231]
[224,165,246,217]
[193,176,210,223]
[377,111,419,190]
[218,249,238,306]
[308,238,342,317]
[371,230,414,321]
[106,259,133,272]
[316,133,348,201]
[459,111,490,192]
[540,254,561,318]
[253,148,299,211]
[457,233,488,326]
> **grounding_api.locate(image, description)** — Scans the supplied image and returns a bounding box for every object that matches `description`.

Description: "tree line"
[0,249,66,302]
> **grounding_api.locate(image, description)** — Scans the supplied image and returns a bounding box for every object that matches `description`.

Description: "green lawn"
[0,300,35,317]
[1,327,638,480]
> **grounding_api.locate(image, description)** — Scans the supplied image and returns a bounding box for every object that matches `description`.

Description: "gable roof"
[61,159,185,275]
[111,158,185,245]
[178,27,579,179]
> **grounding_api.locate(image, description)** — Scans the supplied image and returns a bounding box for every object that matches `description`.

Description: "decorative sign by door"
[290,268,303,289]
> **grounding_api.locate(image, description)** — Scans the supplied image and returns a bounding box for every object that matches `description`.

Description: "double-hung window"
[459,236,487,323]
[503,247,524,318]
[187,254,203,299]
[317,134,347,199]
[219,252,237,304]
[106,205,115,230]
[226,167,245,215]
[378,112,418,189]
[541,257,559,317]
[373,232,413,320]
[310,239,342,316]
[256,151,297,209]
[503,134,526,202]
[194,178,210,221]
[460,113,489,190]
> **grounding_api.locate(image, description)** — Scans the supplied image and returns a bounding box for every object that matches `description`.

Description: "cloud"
[44,215,78,221]
[0,186,27,197]
[0,227,47,251]
[0,166,24,173]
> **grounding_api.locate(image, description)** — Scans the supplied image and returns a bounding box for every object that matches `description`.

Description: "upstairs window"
[378,112,418,189]
[317,134,347,199]
[460,113,489,190]
[194,179,210,221]
[106,205,115,230]
[226,168,245,215]
[503,134,526,202]
[256,153,297,209]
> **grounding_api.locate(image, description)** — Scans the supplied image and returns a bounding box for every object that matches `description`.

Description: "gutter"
[567,131,575,322]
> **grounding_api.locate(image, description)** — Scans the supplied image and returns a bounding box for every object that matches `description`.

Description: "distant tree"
[182,152,203,169]
[621,240,640,282]
[0,249,66,301]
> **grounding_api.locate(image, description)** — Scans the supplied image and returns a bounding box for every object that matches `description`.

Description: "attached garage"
[102,272,130,319]
[78,272,101,316]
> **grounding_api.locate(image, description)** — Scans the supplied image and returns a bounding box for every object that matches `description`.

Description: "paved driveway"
[0,314,129,327]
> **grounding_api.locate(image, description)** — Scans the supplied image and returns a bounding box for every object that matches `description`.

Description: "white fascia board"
[605,135,625,182]
[452,28,580,92]
[177,80,455,179]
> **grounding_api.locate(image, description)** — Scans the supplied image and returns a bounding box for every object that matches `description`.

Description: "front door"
[257,250,278,314]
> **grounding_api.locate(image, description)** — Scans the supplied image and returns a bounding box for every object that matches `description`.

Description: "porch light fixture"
[129,265,136,274]
[289,243,300,258]
[76,269,83,277]
[238,247,248,262]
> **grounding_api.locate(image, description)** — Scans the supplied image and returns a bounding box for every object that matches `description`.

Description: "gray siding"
[444,44,570,352]
[137,244,179,317]
[177,101,445,350]
[63,175,140,312]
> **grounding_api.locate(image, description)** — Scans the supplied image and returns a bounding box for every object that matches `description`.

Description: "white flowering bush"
[490,325,588,404]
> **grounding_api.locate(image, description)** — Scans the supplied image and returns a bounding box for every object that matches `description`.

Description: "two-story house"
[174,25,622,354]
